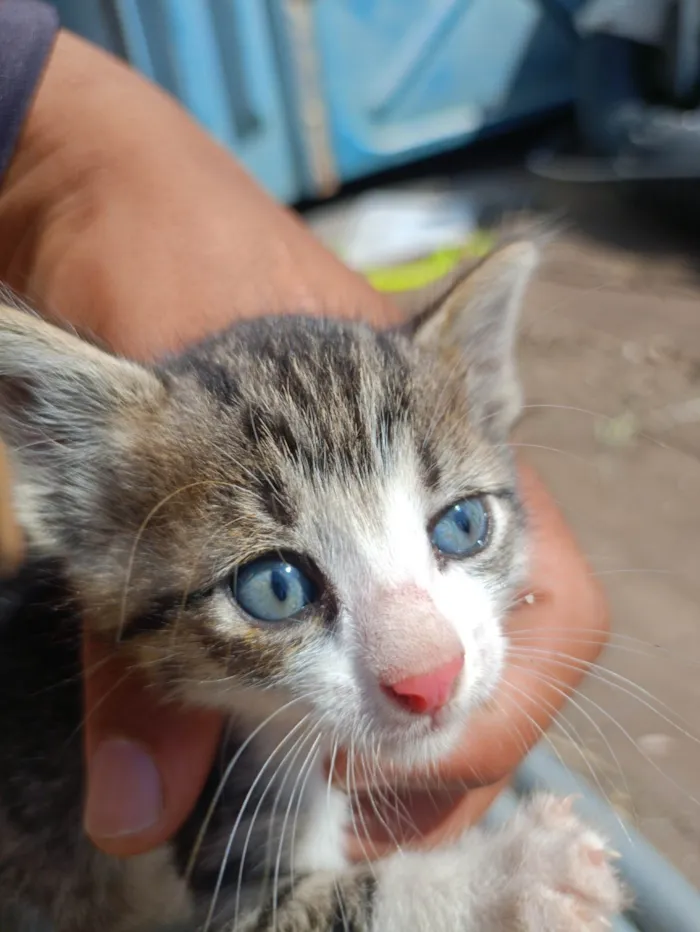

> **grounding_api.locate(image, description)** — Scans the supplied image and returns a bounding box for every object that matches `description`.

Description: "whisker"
[494,685,571,773]
[346,737,380,871]
[185,697,306,884]
[506,646,700,744]
[521,401,700,458]
[229,721,318,931]
[591,568,683,579]
[263,721,323,878]
[507,628,700,667]
[271,730,325,932]
[357,751,404,855]
[505,441,594,467]
[203,712,314,932]
[507,655,700,809]
[367,737,420,837]
[503,661,635,832]
[489,684,574,784]
[322,736,356,932]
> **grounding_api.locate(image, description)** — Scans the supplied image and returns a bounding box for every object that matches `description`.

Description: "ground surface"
[513,184,700,887]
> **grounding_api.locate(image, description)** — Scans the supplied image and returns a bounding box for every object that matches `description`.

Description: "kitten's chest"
[291,774,349,875]
[174,717,349,901]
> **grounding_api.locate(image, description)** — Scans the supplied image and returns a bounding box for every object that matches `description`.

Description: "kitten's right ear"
[0,304,165,444]
[0,304,166,546]
[406,240,538,440]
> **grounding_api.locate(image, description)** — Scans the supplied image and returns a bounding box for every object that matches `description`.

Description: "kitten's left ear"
[408,240,538,440]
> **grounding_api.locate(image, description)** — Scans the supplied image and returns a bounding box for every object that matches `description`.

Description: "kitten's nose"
[384,654,464,715]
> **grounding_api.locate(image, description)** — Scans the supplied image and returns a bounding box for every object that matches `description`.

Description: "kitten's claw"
[495,794,628,931]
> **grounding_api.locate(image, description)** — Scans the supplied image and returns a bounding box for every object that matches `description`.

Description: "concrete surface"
[513,188,700,887]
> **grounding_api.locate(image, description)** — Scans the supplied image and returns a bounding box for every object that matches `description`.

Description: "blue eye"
[232,557,318,622]
[431,497,489,557]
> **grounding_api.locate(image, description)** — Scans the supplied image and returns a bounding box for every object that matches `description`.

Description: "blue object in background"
[52,0,300,202]
[303,0,581,187]
[47,0,581,201]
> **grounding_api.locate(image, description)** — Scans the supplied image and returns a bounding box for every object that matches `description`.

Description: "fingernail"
[84,738,162,839]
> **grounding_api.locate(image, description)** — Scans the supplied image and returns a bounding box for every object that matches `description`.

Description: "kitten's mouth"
[364,702,468,768]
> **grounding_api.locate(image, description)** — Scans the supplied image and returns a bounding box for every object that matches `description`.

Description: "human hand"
[0,30,607,860]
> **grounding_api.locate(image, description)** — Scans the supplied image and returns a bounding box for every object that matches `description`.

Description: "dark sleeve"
[0,0,59,178]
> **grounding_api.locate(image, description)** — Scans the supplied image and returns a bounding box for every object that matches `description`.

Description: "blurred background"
[46,0,700,916]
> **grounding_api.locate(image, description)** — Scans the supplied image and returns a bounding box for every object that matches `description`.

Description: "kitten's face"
[0,242,535,769]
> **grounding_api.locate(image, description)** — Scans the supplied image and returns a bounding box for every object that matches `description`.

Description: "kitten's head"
[0,241,536,767]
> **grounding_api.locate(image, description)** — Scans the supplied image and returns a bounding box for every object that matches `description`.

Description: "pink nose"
[384,654,464,715]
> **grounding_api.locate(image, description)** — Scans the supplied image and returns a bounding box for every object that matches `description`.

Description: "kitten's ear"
[0,304,165,545]
[0,304,165,443]
[407,240,538,439]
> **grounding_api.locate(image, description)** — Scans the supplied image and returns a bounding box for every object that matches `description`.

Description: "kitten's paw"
[498,794,627,931]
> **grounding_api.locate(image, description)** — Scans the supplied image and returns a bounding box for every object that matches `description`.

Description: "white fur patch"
[293,778,349,875]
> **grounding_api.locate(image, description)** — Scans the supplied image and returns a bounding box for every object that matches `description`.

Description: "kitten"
[0,241,624,931]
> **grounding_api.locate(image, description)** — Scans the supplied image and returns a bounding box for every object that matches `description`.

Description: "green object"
[366,231,495,292]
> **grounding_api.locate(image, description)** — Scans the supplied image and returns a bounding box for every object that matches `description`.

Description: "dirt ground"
[512,184,700,887]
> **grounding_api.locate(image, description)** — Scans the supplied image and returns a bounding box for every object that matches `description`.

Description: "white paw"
[494,794,628,931]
